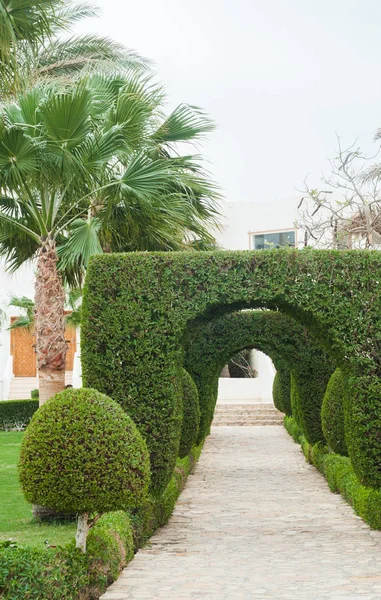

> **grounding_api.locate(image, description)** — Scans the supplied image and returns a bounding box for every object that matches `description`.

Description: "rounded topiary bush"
[290,372,302,427]
[273,368,291,415]
[321,368,348,456]
[179,369,200,458]
[272,372,283,412]
[19,388,151,514]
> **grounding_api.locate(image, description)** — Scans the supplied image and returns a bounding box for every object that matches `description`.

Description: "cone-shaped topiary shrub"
[18,388,150,552]
[290,372,302,427]
[272,369,291,415]
[272,372,283,412]
[321,368,348,456]
[179,369,200,458]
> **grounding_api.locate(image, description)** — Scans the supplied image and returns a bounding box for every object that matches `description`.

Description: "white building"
[0,196,301,401]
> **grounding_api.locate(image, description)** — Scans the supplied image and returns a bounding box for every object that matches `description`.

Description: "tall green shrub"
[179,369,200,458]
[272,363,291,415]
[321,368,348,456]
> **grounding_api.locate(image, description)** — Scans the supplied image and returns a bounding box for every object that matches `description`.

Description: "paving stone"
[101,426,381,600]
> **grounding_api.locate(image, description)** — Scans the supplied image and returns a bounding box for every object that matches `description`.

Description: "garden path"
[101,427,381,599]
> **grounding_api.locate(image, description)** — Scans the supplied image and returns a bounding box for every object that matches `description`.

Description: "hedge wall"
[82,249,381,493]
[184,310,331,444]
[0,400,38,430]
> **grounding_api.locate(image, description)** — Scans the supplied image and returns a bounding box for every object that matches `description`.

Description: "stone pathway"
[101,427,381,600]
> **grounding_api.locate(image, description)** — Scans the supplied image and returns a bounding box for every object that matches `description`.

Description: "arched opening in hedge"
[82,249,381,496]
[184,310,332,445]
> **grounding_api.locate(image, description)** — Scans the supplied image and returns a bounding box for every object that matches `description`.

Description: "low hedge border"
[0,400,38,431]
[0,443,202,600]
[284,416,381,530]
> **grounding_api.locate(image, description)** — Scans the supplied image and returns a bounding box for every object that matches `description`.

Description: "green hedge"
[0,444,202,600]
[0,400,38,430]
[272,373,282,412]
[290,372,302,427]
[179,369,200,458]
[184,311,331,444]
[321,368,348,456]
[82,249,381,492]
[272,364,291,415]
[284,417,381,530]
[19,389,150,514]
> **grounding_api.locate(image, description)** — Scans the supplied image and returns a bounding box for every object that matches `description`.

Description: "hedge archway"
[82,249,381,495]
[184,310,332,444]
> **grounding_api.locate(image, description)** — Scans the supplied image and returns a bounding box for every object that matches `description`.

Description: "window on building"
[252,230,295,250]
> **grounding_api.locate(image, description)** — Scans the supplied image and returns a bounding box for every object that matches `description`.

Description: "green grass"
[0,431,76,548]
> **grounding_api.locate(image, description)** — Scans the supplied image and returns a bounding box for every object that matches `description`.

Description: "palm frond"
[36,35,148,78]
[0,128,38,185]
[118,153,175,199]
[153,104,215,144]
[39,87,92,148]
[7,294,34,330]
[8,314,33,330]
[57,217,103,270]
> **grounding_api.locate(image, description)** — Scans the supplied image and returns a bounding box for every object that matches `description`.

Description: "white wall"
[217,350,275,404]
[214,197,302,251]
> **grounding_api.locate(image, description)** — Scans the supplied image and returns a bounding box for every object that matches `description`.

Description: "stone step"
[213,420,283,426]
[212,403,283,426]
[215,409,279,415]
[7,373,73,400]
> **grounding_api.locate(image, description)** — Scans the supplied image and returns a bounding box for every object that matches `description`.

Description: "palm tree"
[0,73,220,403]
[0,0,147,99]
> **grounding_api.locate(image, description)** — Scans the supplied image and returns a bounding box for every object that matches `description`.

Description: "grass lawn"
[0,431,76,548]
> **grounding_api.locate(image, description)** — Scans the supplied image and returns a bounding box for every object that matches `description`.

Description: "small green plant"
[30,389,39,400]
[19,388,150,552]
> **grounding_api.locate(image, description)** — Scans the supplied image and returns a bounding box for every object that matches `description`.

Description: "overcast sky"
[77,0,381,205]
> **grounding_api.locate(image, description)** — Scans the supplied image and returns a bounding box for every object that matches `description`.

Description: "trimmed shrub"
[321,368,348,456]
[273,367,291,414]
[0,399,38,430]
[30,389,39,400]
[290,372,302,427]
[272,373,282,411]
[284,417,381,530]
[19,388,150,551]
[283,415,303,443]
[0,543,89,600]
[179,369,200,458]
[87,512,134,585]
[273,363,291,416]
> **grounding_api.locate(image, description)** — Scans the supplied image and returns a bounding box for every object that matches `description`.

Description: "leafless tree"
[296,137,381,249]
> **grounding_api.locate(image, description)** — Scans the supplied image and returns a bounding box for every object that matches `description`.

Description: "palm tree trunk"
[35,237,67,405]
